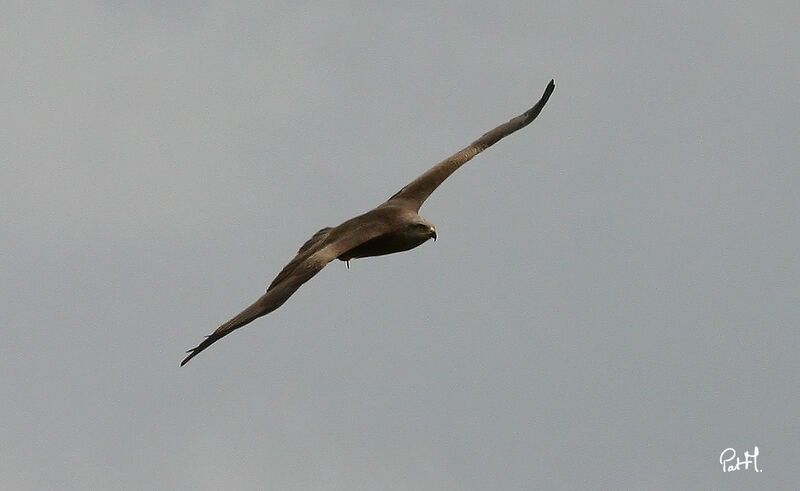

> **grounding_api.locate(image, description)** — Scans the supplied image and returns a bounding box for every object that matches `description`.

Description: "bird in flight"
[181,79,555,366]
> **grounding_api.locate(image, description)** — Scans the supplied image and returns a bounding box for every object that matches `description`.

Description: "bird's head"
[407,218,437,243]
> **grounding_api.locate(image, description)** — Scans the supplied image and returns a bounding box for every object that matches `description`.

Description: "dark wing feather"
[298,227,333,254]
[181,217,389,366]
[386,80,554,211]
[268,227,332,292]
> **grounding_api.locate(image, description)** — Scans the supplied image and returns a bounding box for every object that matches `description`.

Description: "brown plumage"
[181,80,555,366]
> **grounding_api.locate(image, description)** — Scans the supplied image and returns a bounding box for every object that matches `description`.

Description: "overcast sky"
[2,2,798,490]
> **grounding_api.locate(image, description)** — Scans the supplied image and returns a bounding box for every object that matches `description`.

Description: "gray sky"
[2,2,798,490]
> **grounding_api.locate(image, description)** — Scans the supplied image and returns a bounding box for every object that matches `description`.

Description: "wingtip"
[180,345,201,366]
[180,333,219,366]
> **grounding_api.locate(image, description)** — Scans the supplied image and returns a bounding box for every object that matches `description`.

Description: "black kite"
[182,80,555,365]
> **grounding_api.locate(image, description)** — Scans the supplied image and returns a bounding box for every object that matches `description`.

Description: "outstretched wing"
[181,218,388,366]
[386,80,555,212]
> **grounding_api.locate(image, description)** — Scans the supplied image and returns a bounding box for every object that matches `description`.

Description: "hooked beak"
[429,227,437,242]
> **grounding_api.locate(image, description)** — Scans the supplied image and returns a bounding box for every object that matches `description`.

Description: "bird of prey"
[181,79,555,366]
